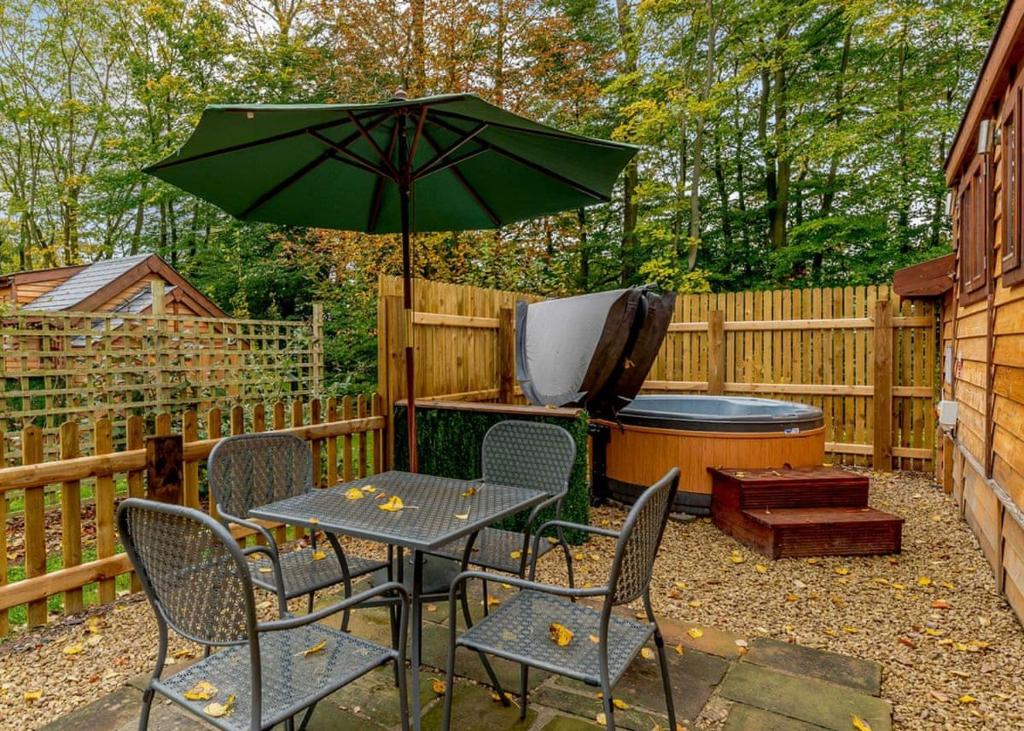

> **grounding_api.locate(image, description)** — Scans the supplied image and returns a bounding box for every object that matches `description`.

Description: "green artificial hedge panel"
[393,404,590,544]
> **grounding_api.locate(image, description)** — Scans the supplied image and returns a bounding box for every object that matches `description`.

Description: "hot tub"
[593,395,825,515]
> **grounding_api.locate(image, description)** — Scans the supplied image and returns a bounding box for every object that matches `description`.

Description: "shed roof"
[26,254,152,310]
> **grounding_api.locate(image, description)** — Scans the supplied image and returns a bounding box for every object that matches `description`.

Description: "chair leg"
[137,687,155,731]
[307,592,315,616]
[397,657,411,731]
[654,628,677,730]
[481,579,490,617]
[203,645,212,658]
[297,702,317,731]
[600,687,615,731]
[458,584,507,704]
[560,540,575,590]
[284,717,295,731]
[519,665,529,720]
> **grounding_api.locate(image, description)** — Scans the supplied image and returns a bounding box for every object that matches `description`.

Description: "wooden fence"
[1,301,324,465]
[0,395,384,637]
[378,277,939,471]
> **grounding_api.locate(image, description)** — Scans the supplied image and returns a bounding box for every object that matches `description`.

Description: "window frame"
[958,150,991,305]
[1003,74,1024,286]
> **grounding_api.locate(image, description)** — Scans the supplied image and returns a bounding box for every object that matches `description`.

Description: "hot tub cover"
[515,286,675,415]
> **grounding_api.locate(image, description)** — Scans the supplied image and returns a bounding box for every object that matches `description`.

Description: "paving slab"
[719,662,892,731]
[531,682,663,731]
[549,642,726,720]
[281,701,386,730]
[657,616,747,660]
[723,704,830,731]
[743,638,882,696]
[539,715,602,730]
[326,664,435,727]
[418,619,551,691]
[419,683,536,731]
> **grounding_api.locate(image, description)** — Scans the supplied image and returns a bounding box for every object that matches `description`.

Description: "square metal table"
[250,470,546,728]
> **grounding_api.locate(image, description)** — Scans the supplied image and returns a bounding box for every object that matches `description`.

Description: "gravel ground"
[1,470,1022,730]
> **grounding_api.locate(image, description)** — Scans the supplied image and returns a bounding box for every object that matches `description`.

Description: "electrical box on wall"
[938,400,958,430]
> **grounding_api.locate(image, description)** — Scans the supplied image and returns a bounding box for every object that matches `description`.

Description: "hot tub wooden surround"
[709,466,904,558]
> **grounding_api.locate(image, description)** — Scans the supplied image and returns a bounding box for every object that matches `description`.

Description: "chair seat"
[249,546,387,598]
[456,590,654,686]
[429,527,555,573]
[158,622,395,730]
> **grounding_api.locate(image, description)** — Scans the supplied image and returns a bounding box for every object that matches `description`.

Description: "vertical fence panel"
[60,421,83,615]
[22,425,47,627]
[126,415,144,592]
[357,395,368,478]
[94,418,116,604]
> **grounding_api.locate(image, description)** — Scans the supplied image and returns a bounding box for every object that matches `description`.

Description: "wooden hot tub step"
[741,507,904,558]
[709,466,870,511]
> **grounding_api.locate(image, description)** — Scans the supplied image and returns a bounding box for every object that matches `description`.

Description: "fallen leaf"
[958,695,977,704]
[892,583,906,590]
[687,599,701,608]
[755,564,768,574]
[674,580,687,589]
[431,678,446,695]
[851,714,872,731]
[805,558,820,565]
[361,485,376,493]
[918,576,932,587]
[63,643,84,656]
[929,690,949,703]
[454,513,469,520]
[924,628,945,637]
[311,550,327,561]
[589,634,600,644]
[596,712,607,725]
[675,643,684,654]
[462,486,478,497]
[612,698,630,710]
[834,567,850,576]
[23,690,42,702]
[308,517,319,525]
[378,495,405,512]
[171,648,195,659]
[640,648,654,660]
[549,623,574,646]
[842,626,860,634]
[486,596,501,608]
[932,599,951,610]
[257,566,273,574]
[687,628,703,639]
[183,680,218,701]
[898,637,916,649]
[573,551,584,561]
[426,604,437,613]
[940,580,955,590]
[204,695,236,718]
[547,536,559,545]
[301,639,327,657]
[345,488,365,500]
[510,550,522,560]
[729,550,745,564]
[786,593,800,603]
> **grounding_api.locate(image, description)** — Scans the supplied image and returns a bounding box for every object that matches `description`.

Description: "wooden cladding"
[958,151,992,304]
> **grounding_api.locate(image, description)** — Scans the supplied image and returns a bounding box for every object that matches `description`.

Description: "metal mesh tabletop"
[250,471,546,552]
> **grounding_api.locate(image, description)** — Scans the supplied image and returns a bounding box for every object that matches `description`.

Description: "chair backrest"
[481,420,576,497]
[607,468,680,606]
[118,498,255,645]
[207,432,313,519]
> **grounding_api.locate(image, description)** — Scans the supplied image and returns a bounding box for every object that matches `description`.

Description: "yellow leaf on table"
[454,513,469,521]
[301,639,328,657]
[204,695,236,718]
[834,567,850,576]
[23,690,42,702]
[361,485,376,493]
[589,634,600,644]
[431,678,447,695]
[687,628,703,639]
[257,566,273,574]
[462,486,478,497]
[729,550,745,564]
[548,622,574,647]
[510,550,522,560]
[917,576,932,587]
[640,647,654,660]
[345,488,365,500]
[755,564,768,574]
[183,680,218,701]
[612,698,630,710]
[958,695,977,704]
[378,495,405,512]
[851,714,872,731]
[63,643,84,656]
[311,550,327,561]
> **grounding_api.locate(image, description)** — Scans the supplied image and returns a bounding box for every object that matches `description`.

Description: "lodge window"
[1003,78,1024,286]
[958,151,991,304]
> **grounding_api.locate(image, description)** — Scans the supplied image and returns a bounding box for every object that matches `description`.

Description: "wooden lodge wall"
[378,276,939,471]
[1,304,324,465]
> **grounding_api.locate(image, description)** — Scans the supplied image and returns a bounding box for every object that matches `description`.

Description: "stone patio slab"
[723,704,830,731]
[531,682,663,731]
[742,638,882,696]
[719,662,892,731]
[539,717,602,730]
[419,683,536,731]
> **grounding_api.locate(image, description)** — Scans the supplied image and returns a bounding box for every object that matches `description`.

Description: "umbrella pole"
[400,182,418,473]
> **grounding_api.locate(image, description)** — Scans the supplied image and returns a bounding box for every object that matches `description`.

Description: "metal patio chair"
[118,498,410,731]
[441,467,681,731]
[427,420,578,612]
[208,433,388,620]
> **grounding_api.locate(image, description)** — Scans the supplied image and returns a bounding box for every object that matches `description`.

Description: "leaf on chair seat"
[454,513,469,520]
[462,486,478,497]
[378,495,405,512]
[548,623,573,646]
[204,695,236,718]
[509,550,522,560]
[308,517,320,525]
[257,566,273,574]
[311,550,327,561]
[589,634,600,644]
[345,488,365,500]
[300,639,328,657]
[183,680,218,701]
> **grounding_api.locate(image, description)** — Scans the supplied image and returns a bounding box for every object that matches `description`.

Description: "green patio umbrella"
[145,91,638,471]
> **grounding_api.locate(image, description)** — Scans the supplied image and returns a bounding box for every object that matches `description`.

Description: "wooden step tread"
[743,507,903,528]
[709,466,869,488]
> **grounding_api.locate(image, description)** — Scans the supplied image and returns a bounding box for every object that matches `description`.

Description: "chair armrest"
[534,519,619,540]
[243,546,288,615]
[523,494,562,531]
[219,509,279,556]
[258,581,409,633]
[448,570,608,603]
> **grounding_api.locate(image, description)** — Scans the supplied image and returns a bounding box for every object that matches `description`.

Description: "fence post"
[382,295,404,469]
[151,281,168,410]
[21,425,46,627]
[498,307,515,403]
[311,302,324,396]
[94,418,116,603]
[60,421,83,615]
[873,299,893,471]
[126,415,145,592]
[182,410,199,508]
[707,309,726,395]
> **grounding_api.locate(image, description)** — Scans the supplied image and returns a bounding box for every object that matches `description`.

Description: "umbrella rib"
[238,149,333,219]
[411,122,488,180]
[429,115,608,202]
[407,106,429,173]
[346,110,399,179]
[432,108,636,150]
[368,122,401,232]
[413,148,487,182]
[309,130,396,180]
[420,127,501,227]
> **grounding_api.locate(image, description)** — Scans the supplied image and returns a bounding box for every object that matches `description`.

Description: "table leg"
[411,549,424,729]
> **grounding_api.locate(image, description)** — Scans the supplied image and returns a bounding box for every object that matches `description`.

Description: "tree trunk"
[494,0,506,106]
[411,0,426,94]
[687,0,718,271]
[822,28,851,215]
[895,20,911,254]
[577,207,589,290]
[757,54,776,248]
[714,127,733,250]
[770,60,790,250]
[617,0,638,285]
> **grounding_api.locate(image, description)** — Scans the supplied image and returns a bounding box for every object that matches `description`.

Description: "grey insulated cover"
[515,286,676,415]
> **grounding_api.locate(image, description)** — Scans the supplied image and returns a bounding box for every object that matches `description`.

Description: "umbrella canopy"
[145,92,639,470]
